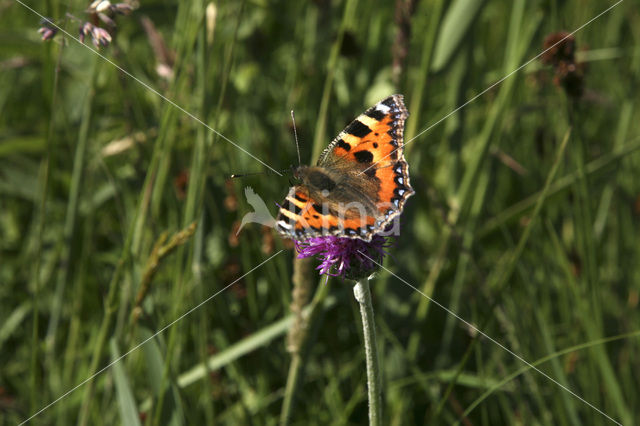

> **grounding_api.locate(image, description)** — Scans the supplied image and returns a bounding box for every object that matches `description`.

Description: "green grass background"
[1,0,640,424]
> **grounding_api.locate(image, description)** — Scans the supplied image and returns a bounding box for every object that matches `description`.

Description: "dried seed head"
[541,31,586,99]
[541,31,576,66]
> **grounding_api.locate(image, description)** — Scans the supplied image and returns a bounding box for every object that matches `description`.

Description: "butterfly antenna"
[230,171,263,179]
[291,110,301,166]
[230,169,290,179]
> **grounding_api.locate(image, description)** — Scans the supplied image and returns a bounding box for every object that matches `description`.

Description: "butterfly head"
[288,164,305,187]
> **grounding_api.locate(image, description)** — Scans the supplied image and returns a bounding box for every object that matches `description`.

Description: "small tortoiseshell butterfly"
[276,94,414,242]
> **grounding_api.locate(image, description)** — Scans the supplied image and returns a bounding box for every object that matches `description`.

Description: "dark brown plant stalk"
[280,256,314,426]
[286,257,314,354]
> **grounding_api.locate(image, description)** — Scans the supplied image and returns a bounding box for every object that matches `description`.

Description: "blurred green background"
[1,0,640,424]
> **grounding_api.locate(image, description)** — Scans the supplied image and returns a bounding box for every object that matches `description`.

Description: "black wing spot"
[365,108,385,121]
[354,150,374,164]
[336,139,351,152]
[345,120,372,138]
[373,142,378,148]
[312,203,324,214]
[364,168,377,178]
[382,97,397,108]
[284,201,302,215]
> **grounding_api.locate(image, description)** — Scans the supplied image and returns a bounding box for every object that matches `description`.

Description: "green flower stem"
[353,278,381,426]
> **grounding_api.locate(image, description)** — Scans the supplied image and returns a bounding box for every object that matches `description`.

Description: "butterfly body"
[277,95,414,242]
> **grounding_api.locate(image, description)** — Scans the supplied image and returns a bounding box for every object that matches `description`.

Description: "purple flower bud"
[98,12,116,28]
[295,235,391,280]
[91,26,112,47]
[113,3,133,15]
[79,22,94,44]
[90,0,112,13]
[38,26,58,41]
[38,17,58,41]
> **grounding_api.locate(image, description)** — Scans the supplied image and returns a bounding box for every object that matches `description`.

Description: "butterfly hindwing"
[275,185,378,240]
[276,186,338,239]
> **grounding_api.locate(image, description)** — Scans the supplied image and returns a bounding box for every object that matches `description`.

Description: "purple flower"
[295,235,391,280]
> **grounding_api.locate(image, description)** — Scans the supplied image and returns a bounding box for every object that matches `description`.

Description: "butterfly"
[275,94,414,242]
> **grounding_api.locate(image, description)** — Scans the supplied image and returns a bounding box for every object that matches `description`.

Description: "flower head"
[295,235,391,280]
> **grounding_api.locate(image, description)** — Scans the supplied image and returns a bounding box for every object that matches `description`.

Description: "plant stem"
[280,354,303,426]
[353,278,381,426]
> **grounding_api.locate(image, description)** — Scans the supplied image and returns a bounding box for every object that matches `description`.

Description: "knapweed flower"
[295,235,391,280]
